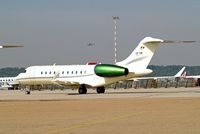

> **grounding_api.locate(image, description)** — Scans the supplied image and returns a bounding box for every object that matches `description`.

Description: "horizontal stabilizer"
[0,45,24,48]
[163,40,196,44]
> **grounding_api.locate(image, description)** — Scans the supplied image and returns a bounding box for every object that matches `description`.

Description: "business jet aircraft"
[178,69,200,79]
[16,37,194,94]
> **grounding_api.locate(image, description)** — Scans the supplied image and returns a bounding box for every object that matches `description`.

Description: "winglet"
[52,72,60,80]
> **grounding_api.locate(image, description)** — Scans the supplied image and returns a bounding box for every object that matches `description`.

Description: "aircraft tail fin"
[116,37,163,71]
[174,66,186,77]
[116,37,195,72]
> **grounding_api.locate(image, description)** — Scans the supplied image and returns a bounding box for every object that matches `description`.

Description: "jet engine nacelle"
[94,64,129,77]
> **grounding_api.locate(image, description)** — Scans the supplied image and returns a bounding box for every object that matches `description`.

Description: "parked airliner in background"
[133,66,186,81]
[15,37,194,94]
[178,70,200,80]
[0,77,18,90]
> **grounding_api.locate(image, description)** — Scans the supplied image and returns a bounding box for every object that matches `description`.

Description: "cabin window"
[45,72,47,74]
[41,72,43,75]
[67,71,69,74]
[62,71,64,74]
[76,71,78,74]
[84,71,86,74]
[71,71,73,74]
[80,71,82,74]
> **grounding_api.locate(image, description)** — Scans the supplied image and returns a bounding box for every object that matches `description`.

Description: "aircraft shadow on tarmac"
[67,90,200,96]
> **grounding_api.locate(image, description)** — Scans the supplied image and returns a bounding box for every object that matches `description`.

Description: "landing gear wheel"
[96,87,105,94]
[78,85,87,94]
[25,90,30,95]
[25,86,31,95]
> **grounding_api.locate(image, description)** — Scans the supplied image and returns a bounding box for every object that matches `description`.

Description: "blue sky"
[0,0,200,67]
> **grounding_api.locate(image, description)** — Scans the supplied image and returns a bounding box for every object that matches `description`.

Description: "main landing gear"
[25,87,31,95]
[78,85,87,94]
[96,87,105,94]
[78,85,105,94]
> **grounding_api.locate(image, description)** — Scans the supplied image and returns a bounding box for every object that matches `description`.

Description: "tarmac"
[0,87,200,134]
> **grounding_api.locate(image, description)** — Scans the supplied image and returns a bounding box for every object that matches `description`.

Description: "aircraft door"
[28,68,36,84]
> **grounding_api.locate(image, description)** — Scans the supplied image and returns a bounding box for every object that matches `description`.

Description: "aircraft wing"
[52,79,81,86]
[51,72,82,86]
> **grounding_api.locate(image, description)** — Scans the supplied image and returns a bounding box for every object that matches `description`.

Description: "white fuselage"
[16,65,152,88]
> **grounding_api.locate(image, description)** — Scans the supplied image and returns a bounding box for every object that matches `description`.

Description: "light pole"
[113,16,119,64]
